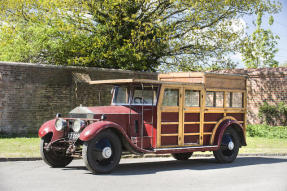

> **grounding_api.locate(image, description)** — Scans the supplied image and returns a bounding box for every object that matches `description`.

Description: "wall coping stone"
[0,61,158,76]
[216,67,287,78]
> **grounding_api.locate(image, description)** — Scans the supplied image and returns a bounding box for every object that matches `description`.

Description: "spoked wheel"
[213,128,240,163]
[172,152,193,160]
[83,130,122,174]
[40,136,73,167]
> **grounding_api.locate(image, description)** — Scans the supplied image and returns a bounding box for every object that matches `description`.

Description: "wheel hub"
[228,141,234,150]
[102,147,112,159]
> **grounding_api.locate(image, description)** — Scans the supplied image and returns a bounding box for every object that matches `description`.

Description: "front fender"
[38,119,64,142]
[79,121,124,142]
[80,121,154,154]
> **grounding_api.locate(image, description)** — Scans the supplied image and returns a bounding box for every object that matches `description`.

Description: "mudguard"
[38,119,64,142]
[79,121,127,142]
[212,118,246,146]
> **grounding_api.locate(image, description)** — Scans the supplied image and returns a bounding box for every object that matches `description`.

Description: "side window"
[185,90,200,107]
[206,91,214,107]
[216,92,224,107]
[112,86,128,105]
[162,89,179,106]
[205,91,224,107]
[226,92,243,108]
[133,89,157,105]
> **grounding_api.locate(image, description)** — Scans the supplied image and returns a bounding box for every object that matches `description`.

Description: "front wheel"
[213,128,240,163]
[82,130,122,174]
[40,136,73,167]
[172,152,193,160]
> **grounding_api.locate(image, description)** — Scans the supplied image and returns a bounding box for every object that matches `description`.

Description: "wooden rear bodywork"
[156,72,247,148]
[159,72,246,90]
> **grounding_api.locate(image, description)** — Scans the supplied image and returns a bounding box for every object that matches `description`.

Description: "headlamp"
[72,119,85,133]
[55,118,67,131]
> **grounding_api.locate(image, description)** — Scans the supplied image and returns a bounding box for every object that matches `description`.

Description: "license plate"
[68,133,80,140]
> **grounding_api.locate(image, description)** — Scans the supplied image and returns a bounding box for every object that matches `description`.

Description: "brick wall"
[217,67,287,124]
[0,62,157,134]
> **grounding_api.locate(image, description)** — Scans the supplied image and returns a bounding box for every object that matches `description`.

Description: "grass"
[0,136,287,158]
[0,137,40,158]
[240,136,287,154]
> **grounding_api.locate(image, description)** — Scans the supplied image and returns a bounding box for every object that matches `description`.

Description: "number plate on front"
[68,133,80,140]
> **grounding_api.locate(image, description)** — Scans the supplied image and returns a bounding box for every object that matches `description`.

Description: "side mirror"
[55,113,62,118]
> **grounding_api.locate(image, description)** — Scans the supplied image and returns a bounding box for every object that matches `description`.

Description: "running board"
[153,145,218,152]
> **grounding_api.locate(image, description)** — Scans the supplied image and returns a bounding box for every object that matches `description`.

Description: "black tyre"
[172,152,193,160]
[40,136,73,168]
[213,128,240,163]
[82,130,122,174]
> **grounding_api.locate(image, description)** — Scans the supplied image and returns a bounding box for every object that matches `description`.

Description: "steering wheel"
[134,97,147,104]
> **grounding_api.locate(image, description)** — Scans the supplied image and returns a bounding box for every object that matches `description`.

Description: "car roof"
[88,78,203,87]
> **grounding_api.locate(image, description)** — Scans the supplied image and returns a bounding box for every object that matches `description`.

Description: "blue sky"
[272,0,287,65]
[238,0,287,67]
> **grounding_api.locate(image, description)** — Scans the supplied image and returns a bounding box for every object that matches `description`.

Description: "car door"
[157,85,183,147]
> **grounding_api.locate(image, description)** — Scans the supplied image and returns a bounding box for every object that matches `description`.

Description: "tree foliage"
[240,12,279,68]
[0,0,281,71]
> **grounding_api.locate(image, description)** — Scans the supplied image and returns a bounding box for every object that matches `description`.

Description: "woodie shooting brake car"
[38,72,247,174]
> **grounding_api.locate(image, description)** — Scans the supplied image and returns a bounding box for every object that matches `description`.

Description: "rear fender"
[38,119,64,142]
[211,117,246,147]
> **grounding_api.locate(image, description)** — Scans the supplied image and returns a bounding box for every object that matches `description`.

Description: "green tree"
[0,0,281,71]
[240,12,279,68]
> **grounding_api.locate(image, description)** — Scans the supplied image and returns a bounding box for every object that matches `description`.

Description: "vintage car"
[38,72,247,174]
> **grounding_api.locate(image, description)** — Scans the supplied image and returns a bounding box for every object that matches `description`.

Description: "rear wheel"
[82,130,122,174]
[172,152,193,160]
[40,136,73,167]
[213,128,240,163]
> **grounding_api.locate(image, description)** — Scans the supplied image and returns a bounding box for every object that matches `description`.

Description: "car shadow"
[63,156,287,176]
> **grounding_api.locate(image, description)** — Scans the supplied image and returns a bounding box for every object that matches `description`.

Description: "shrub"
[259,102,287,126]
[278,102,287,125]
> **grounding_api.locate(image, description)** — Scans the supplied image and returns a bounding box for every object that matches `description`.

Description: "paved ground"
[0,156,287,191]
